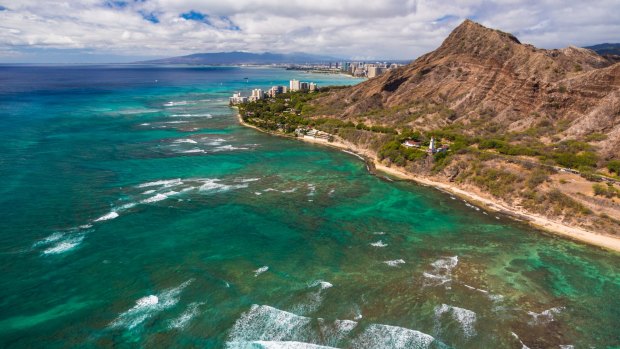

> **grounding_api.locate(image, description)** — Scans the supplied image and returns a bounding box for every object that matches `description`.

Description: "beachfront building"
[290,79,301,91]
[249,89,264,102]
[268,85,287,98]
[229,92,248,105]
[289,80,318,92]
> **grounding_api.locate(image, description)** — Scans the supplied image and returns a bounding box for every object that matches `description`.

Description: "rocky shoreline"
[237,112,620,253]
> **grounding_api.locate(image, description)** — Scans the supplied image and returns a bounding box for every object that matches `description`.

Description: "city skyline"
[0,0,619,63]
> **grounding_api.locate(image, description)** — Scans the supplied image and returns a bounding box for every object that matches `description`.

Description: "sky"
[0,0,618,63]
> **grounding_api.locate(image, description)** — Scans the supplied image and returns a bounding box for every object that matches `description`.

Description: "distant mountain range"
[139,52,342,65]
[584,43,620,56]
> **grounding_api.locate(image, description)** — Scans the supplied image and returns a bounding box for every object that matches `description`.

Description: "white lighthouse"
[429,136,436,154]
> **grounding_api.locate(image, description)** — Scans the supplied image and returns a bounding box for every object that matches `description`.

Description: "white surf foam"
[141,193,168,204]
[174,139,198,144]
[290,280,334,315]
[228,305,313,343]
[254,266,269,277]
[341,149,365,161]
[434,304,477,338]
[142,190,156,195]
[226,341,337,349]
[423,256,458,287]
[370,240,388,247]
[351,324,435,349]
[307,184,316,197]
[527,306,564,325]
[170,113,212,118]
[42,235,85,255]
[182,149,205,154]
[109,279,193,330]
[34,232,65,247]
[384,259,405,267]
[137,179,182,188]
[281,188,297,193]
[118,108,159,115]
[373,231,386,235]
[511,332,531,349]
[235,178,261,183]
[168,302,204,330]
[205,138,227,146]
[116,202,137,211]
[94,211,119,222]
[317,319,358,347]
[308,280,333,290]
[198,178,249,193]
[214,145,249,152]
[164,101,189,107]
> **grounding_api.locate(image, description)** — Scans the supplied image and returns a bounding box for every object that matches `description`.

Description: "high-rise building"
[341,62,350,73]
[289,79,301,91]
[249,88,264,102]
[229,92,248,105]
[268,85,286,97]
[309,82,318,91]
[300,82,309,91]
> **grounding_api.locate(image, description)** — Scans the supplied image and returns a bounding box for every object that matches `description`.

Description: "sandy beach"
[237,114,620,252]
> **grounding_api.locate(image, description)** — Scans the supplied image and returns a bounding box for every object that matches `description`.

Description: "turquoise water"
[0,65,618,348]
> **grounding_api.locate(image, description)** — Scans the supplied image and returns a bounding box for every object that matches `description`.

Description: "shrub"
[607,160,620,174]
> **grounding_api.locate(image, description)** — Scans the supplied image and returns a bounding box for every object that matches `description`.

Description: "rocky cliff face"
[317,19,620,158]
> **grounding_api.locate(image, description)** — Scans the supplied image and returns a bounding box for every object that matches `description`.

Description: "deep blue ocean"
[0,65,618,348]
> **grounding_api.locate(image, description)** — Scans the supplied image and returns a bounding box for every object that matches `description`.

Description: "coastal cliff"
[238,20,620,250]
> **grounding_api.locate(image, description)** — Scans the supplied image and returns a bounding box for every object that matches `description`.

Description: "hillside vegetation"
[241,20,620,236]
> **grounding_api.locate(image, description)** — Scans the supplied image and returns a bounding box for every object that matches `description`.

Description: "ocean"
[0,65,618,348]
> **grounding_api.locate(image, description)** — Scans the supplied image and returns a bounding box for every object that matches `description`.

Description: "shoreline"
[236,113,620,253]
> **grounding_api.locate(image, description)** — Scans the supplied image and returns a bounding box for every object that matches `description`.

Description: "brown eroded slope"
[317,19,620,158]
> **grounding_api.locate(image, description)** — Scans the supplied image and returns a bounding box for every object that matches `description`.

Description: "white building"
[289,79,301,91]
[249,88,264,102]
[229,92,248,105]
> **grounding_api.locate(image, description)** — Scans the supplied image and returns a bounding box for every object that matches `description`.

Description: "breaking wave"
[527,306,564,325]
[254,266,269,277]
[434,304,477,338]
[351,324,436,349]
[227,304,439,349]
[168,302,204,330]
[423,256,458,288]
[137,179,183,189]
[42,235,85,255]
[384,259,405,267]
[108,279,193,330]
[173,139,198,144]
[94,211,119,222]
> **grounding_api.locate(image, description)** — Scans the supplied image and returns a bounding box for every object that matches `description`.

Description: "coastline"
[236,113,620,252]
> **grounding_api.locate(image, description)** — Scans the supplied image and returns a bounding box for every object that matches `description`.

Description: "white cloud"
[0,0,618,62]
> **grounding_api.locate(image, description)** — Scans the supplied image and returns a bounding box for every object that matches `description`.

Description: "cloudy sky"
[0,0,618,63]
